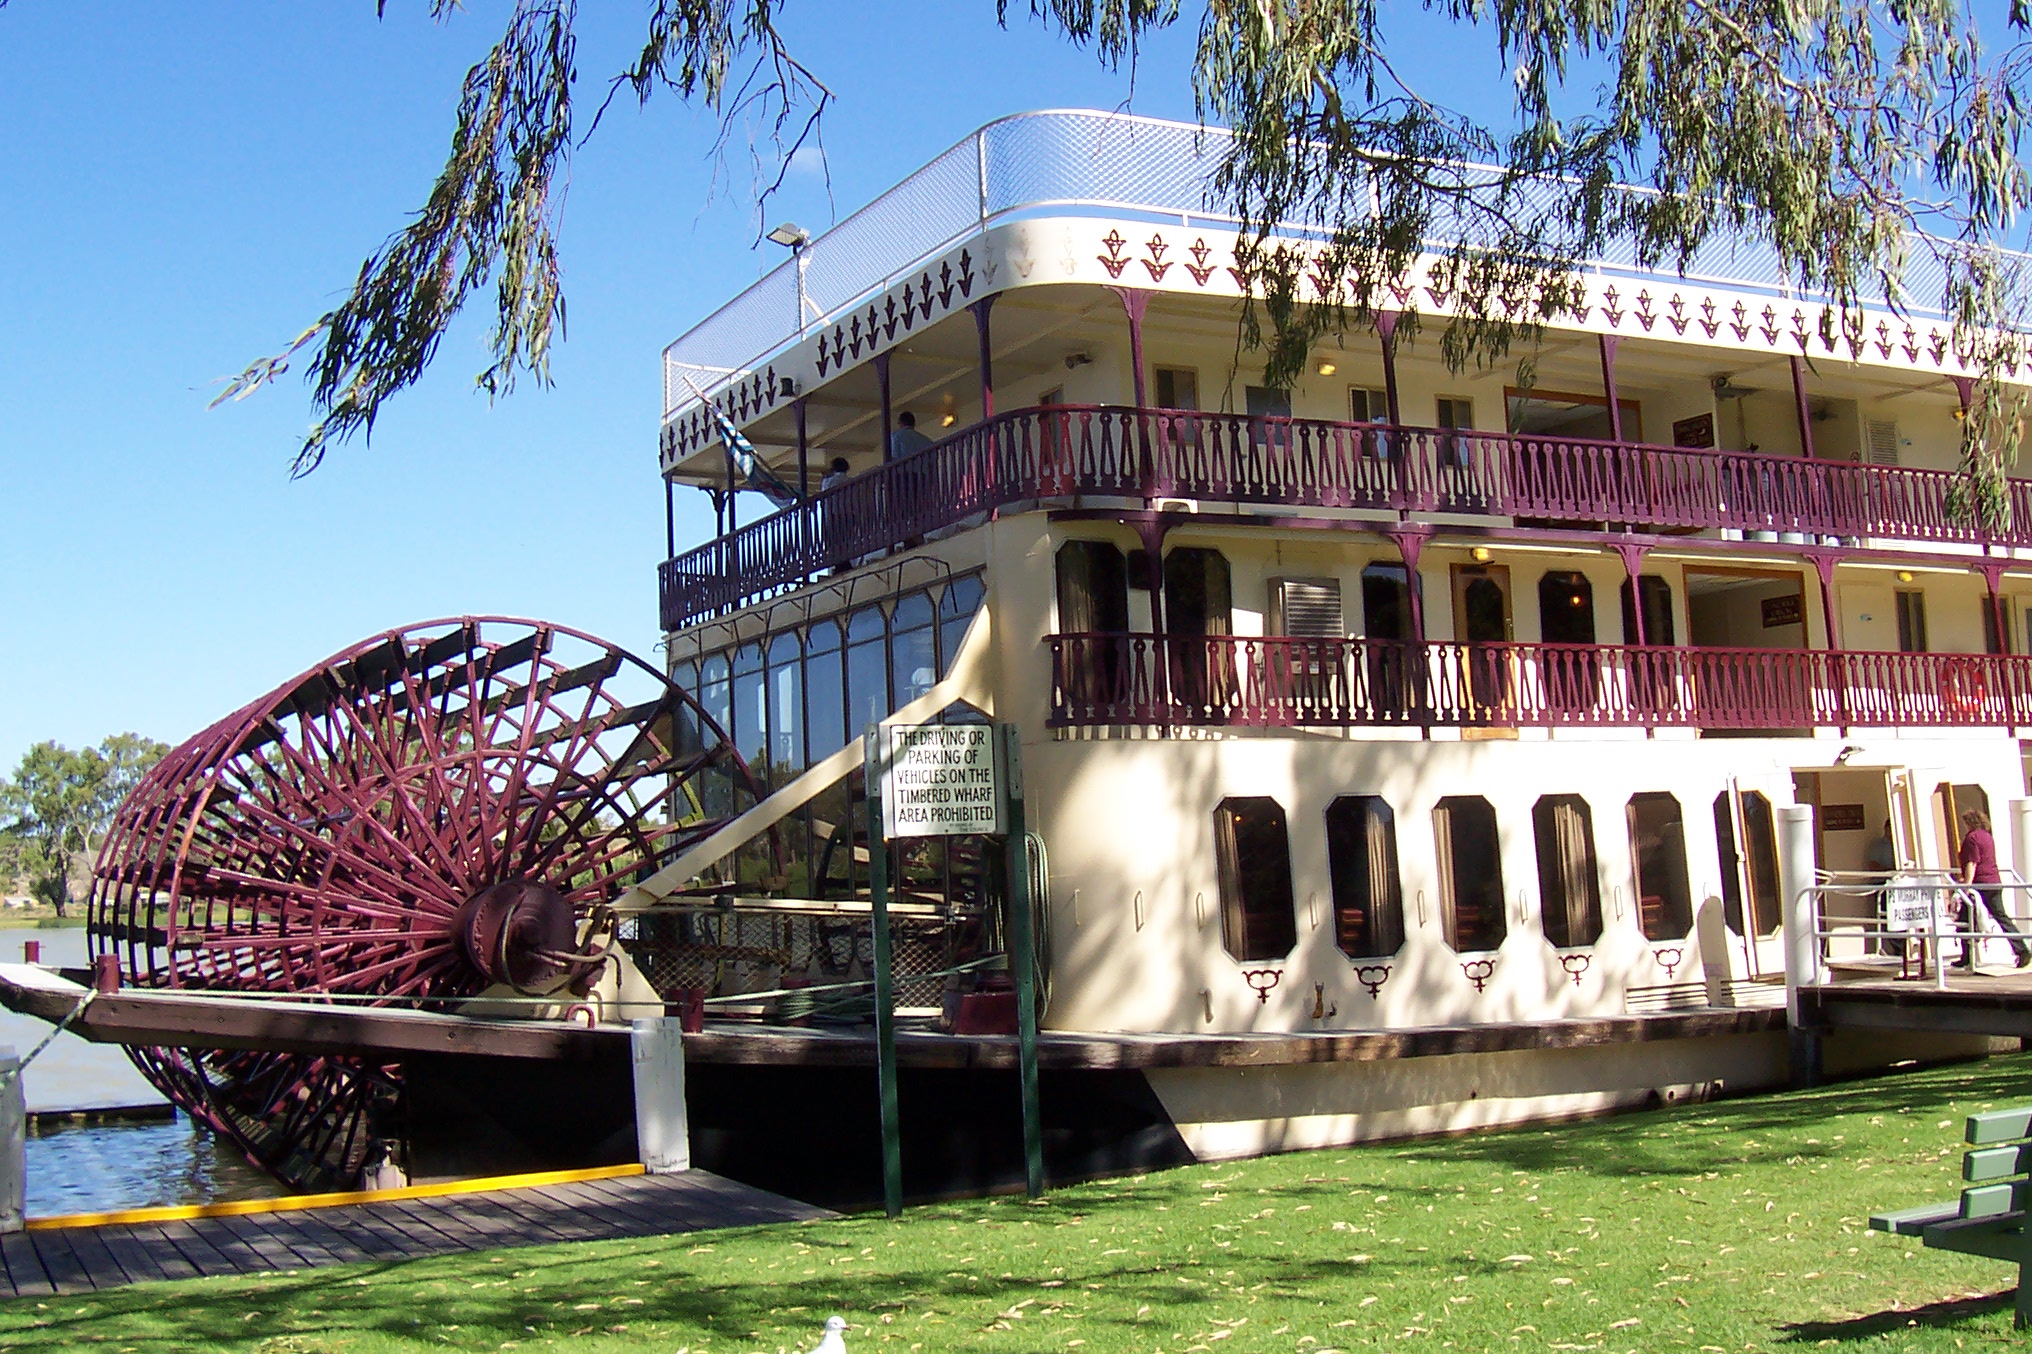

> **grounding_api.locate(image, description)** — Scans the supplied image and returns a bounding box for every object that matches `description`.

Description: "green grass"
[8,1054,2032,1352]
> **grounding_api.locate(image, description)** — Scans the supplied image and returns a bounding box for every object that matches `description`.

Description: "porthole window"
[1532,795,1603,948]
[1715,791,1782,937]
[1213,797,1298,962]
[1325,796,1405,958]
[1434,796,1507,952]
[1628,792,1693,940]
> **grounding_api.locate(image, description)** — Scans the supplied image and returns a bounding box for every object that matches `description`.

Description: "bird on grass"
[804,1315,848,1354]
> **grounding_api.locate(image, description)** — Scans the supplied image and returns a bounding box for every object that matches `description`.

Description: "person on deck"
[888,410,934,460]
[1865,820,1897,954]
[1957,808,2032,970]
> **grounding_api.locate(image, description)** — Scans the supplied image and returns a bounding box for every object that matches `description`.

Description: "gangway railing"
[1797,871,2032,993]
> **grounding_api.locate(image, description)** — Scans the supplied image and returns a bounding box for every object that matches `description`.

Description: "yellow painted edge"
[27,1161,646,1231]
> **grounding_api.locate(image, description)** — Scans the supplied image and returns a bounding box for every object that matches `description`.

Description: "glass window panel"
[698,653,731,737]
[1213,797,1297,961]
[938,575,986,675]
[1628,792,1693,940]
[1532,795,1603,948]
[1325,796,1404,958]
[805,620,846,762]
[731,643,767,771]
[1434,796,1506,952]
[1716,790,1783,937]
[846,606,890,734]
[766,630,804,777]
[891,592,938,709]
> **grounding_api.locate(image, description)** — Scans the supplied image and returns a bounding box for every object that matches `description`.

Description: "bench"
[1871,1106,2032,1329]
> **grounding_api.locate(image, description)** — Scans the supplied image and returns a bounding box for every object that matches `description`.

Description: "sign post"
[1001,724,1044,1199]
[869,722,1043,1202]
[864,726,904,1219]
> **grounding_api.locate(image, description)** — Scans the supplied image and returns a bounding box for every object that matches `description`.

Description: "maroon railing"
[1048,633,2032,732]
[661,405,2032,629]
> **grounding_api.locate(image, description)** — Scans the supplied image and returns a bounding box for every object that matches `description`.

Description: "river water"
[3,926,279,1217]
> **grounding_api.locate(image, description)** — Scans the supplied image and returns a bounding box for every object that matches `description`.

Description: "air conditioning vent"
[1866,419,1900,466]
[1269,577,1343,637]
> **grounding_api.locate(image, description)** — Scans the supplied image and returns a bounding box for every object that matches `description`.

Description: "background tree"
[0,735,168,917]
[198,2,2031,517]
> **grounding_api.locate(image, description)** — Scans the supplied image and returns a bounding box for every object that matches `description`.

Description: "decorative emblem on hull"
[1653,946,1685,979]
[1560,953,1591,987]
[1242,968,1283,1005]
[1461,957,1497,993]
[1354,964,1391,999]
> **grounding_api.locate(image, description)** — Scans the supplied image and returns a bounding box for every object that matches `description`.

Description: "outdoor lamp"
[767,222,810,249]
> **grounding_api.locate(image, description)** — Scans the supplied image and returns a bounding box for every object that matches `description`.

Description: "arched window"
[1325,796,1405,958]
[845,605,888,734]
[891,591,938,709]
[1715,790,1782,937]
[1538,572,1599,713]
[805,620,846,762]
[1213,797,1297,962]
[1167,548,1234,714]
[1628,792,1693,939]
[731,642,767,774]
[766,630,803,777]
[939,574,986,675]
[1532,795,1603,948]
[1434,796,1506,952]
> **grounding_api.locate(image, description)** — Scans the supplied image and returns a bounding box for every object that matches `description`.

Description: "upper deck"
[655,110,2032,646]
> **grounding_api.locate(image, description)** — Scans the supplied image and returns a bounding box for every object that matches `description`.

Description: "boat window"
[1349,387,1389,423]
[1055,541,1130,634]
[1538,572,1596,645]
[1619,575,1675,645]
[698,652,732,738]
[1325,796,1405,958]
[766,630,803,777]
[1532,795,1603,948]
[1896,589,1929,652]
[1167,548,1235,713]
[1715,790,1782,937]
[1360,563,1419,645]
[1434,795,1507,953]
[805,620,845,763]
[731,643,768,774]
[845,605,889,736]
[938,575,986,674]
[1628,792,1693,940]
[1155,367,1199,410]
[891,591,938,709]
[1213,796,1298,962]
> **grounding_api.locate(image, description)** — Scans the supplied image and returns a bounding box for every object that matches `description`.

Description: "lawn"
[6,1052,2032,1352]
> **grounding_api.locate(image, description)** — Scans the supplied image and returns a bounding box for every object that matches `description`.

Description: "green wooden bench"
[1871,1106,2032,1329]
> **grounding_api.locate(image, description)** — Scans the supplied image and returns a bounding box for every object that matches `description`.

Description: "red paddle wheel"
[86,618,764,1192]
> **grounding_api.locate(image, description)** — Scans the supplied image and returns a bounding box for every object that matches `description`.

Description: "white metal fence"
[662,108,2029,421]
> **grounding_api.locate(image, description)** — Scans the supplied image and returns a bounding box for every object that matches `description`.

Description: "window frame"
[1212,796,1299,963]
[1325,795,1406,959]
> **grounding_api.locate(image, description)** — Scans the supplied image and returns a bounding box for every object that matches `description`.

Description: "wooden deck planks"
[1,1171,831,1301]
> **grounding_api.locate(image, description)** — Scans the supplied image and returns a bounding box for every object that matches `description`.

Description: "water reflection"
[26,1113,276,1217]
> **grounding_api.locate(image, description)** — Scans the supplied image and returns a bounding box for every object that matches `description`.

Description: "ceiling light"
[940,413,956,427]
[1897,570,1915,583]
[1471,546,1493,563]
[1953,406,1969,421]
[1316,359,1338,376]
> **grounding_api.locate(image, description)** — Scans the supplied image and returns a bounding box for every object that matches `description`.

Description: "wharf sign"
[873,723,1007,838]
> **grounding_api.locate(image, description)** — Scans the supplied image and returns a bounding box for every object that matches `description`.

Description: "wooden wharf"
[0,1165,832,1300]
[1799,964,2032,1041]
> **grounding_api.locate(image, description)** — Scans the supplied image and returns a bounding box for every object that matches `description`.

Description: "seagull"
[804,1315,848,1354]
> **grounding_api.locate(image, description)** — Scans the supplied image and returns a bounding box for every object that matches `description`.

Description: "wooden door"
[1451,564,1513,725]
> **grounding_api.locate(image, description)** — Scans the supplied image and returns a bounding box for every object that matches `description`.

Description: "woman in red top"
[1958,809,2032,969]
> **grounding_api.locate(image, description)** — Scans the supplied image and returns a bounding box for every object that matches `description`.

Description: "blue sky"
[0,3,1511,770]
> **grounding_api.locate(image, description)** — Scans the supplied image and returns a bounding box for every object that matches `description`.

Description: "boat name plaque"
[876,724,1007,838]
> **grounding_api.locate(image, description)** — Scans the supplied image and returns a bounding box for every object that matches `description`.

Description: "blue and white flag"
[684,376,799,509]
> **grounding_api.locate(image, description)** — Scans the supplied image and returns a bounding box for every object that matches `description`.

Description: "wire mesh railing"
[661,109,2032,421]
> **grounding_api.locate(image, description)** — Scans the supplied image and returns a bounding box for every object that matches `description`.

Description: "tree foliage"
[203,2,2032,520]
[0,734,168,916]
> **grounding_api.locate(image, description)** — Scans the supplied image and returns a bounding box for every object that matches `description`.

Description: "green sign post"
[865,721,1044,1216]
